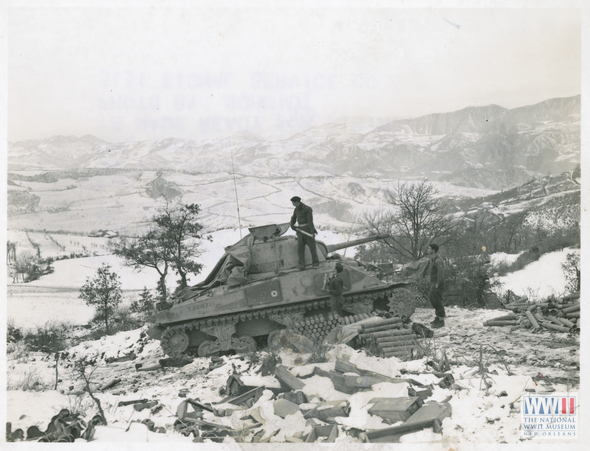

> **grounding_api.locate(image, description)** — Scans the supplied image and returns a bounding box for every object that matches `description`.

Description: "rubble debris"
[405,401,452,425]
[300,400,350,422]
[100,378,121,391]
[367,397,423,423]
[275,365,305,390]
[159,355,193,368]
[135,361,162,371]
[489,294,580,333]
[105,352,136,364]
[273,399,300,418]
[360,418,442,443]
[305,424,338,443]
[133,400,159,411]
[117,398,149,407]
[224,386,265,407]
[411,322,434,338]
[408,387,433,401]
[277,391,308,405]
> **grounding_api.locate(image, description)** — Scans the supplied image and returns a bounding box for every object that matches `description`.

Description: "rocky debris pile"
[485,292,580,332]
[6,409,106,443]
[6,306,580,444]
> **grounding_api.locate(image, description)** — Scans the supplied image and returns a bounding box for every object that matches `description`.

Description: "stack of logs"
[484,292,580,332]
[357,317,419,359]
[289,312,375,344]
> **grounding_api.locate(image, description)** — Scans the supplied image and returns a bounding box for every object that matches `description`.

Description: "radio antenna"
[230,137,243,238]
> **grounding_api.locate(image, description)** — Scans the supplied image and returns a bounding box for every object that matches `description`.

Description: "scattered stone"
[278,390,308,405]
[275,365,305,390]
[368,397,424,423]
[404,401,452,425]
[305,424,338,443]
[273,398,300,418]
[133,401,159,411]
[117,398,148,407]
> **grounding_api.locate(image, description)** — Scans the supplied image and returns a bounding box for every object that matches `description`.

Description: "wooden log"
[562,304,580,314]
[358,329,413,342]
[565,312,580,319]
[118,399,149,407]
[483,320,517,327]
[380,351,414,361]
[488,314,518,321]
[546,316,564,326]
[137,364,162,372]
[561,293,580,302]
[525,310,540,329]
[375,337,418,347]
[555,317,576,328]
[100,378,121,391]
[380,345,416,353]
[361,323,403,333]
[540,322,570,333]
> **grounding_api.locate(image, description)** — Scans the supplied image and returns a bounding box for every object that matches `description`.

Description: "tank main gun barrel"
[326,234,390,254]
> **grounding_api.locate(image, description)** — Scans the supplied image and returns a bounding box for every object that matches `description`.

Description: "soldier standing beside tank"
[290,196,320,270]
[427,243,446,328]
[328,262,345,316]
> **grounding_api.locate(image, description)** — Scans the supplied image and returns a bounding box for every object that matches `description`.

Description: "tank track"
[160,285,415,356]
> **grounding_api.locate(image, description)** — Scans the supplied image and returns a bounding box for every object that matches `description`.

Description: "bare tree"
[361,180,455,261]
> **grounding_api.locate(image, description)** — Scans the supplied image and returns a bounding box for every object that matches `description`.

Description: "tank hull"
[149,225,419,356]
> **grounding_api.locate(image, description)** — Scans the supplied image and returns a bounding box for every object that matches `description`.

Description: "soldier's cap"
[335,263,343,272]
[290,196,301,202]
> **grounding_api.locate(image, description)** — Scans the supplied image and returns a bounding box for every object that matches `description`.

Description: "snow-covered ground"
[492,248,578,300]
[6,304,579,445]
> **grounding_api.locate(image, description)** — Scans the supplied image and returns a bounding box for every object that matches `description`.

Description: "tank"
[147,223,419,356]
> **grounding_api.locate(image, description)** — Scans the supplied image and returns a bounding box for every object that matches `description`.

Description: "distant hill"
[8,95,580,190]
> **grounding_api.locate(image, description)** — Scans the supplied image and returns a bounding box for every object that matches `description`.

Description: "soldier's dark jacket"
[290,202,317,233]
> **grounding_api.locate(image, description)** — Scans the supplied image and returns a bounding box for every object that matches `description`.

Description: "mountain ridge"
[8,95,580,190]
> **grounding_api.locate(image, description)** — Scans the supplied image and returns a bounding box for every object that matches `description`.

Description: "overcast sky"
[7,4,582,142]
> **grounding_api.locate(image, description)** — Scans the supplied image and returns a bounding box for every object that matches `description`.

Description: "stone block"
[275,365,305,390]
[368,397,423,423]
[305,424,338,443]
[404,401,452,425]
[273,398,300,418]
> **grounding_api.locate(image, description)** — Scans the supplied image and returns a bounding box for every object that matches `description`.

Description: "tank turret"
[148,223,419,357]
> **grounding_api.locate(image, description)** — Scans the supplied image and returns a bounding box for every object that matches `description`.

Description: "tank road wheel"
[161,329,190,356]
[198,340,221,358]
[231,336,257,354]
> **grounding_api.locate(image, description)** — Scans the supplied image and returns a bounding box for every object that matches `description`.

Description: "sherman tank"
[147,223,419,357]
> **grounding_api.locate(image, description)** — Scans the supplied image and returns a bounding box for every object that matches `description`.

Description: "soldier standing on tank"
[328,262,345,316]
[290,196,320,270]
